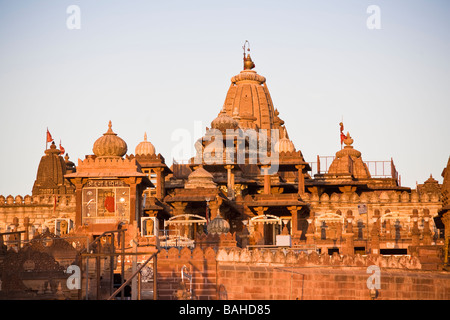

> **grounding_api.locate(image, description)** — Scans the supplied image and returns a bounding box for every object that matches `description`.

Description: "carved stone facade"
[0,48,448,300]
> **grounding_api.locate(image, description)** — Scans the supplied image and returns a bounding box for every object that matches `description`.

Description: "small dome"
[93,121,127,159]
[274,126,295,153]
[135,132,156,155]
[275,137,295,153]
[185,166,217,189]
[207,213,230,235]
[211,110,240,132]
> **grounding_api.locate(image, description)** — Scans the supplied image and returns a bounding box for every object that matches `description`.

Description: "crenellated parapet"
[217,247,423,269]
[157,246,423,270]
[0,194,76,206]
[72,156,144,173]
[303,190,441,205]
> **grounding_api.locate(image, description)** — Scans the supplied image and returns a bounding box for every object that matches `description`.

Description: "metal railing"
[78,229,127,300]
[107,249,159,300]
[308,155,399,183]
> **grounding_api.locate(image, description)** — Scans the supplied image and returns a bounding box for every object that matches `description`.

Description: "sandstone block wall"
[156,247,450,300]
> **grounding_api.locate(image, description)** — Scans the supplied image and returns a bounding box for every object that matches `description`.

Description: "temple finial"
[242,40,255,70]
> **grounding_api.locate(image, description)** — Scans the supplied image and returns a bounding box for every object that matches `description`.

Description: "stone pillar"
[411,209,420,247]
[154,167,165,200]
[287,206,302,243]
[23,217,30,242]
[240,221,250,248]
[370,209,381,255]
[225,165,235,199]
[342,210,354,255]
[128,179,138,225]
[172,202,187,238]
[262,165,271,194]
[74,178,84,228]
[305,211,316,245]
[422,209,432,245]
[254,206,268,245]
[295,165,305,196]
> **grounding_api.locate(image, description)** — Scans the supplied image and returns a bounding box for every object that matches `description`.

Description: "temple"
[0,45,449,300]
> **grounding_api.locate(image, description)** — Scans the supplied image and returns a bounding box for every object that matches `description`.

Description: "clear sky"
[0,0,449,196]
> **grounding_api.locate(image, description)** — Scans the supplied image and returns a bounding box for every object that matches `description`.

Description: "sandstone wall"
[0,194,76,233]
[156,247,450,300]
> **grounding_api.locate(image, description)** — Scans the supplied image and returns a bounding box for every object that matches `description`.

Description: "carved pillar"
[123,177,142,225]
[73,178,84,228]
[154,167,165,200]
[23,217,30,242]
[422,208,432,245]
[253,206,268,245]
[240,221,250,248]
[370,209,380,255]
[305,211,316,245]
[130,182,137,225]
[172,201,188,238]
[262,165,271,194]
[342,210,354,255]
[12,217,20,247]
[295,165,305,196]
[411,209,420,247]
[287,206,302,243]
[225,165,235,199]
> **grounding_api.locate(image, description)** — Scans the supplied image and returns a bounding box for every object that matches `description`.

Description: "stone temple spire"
[327,131,371,179]
[222,41,279,133]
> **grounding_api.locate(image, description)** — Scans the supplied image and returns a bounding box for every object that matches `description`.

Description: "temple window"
[82,186,130,223]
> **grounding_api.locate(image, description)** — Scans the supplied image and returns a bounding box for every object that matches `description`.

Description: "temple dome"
[135,132,156,155]
[185,166,217,189]
[274,126,295,153]
[92,121,128,159]
[327,132,371,179]
[207,212,230,235]
[275,138,295,153]
[222,53,278,132]
[211,109,240,132]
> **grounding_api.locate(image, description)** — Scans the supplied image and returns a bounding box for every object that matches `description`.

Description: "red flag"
[340,132,347,144]
[59,140,65,155]
[46,128,53,143]
[339,122,346,145]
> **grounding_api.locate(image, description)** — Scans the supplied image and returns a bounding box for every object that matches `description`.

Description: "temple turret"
[32,141,74,195]
[221,44,281,134]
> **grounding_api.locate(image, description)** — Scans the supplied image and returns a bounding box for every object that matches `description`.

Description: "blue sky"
[0,0,449,196]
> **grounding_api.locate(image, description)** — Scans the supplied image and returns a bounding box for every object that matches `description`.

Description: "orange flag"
[339,122,346,145]
[59,140,65,155]
[46,128,53,143]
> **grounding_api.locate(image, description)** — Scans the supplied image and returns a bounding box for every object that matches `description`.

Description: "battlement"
[303,190,441,205]
[77,156,141,170]
[63,156,147,179]
[0,194,76,206]
[157,246,423,270]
